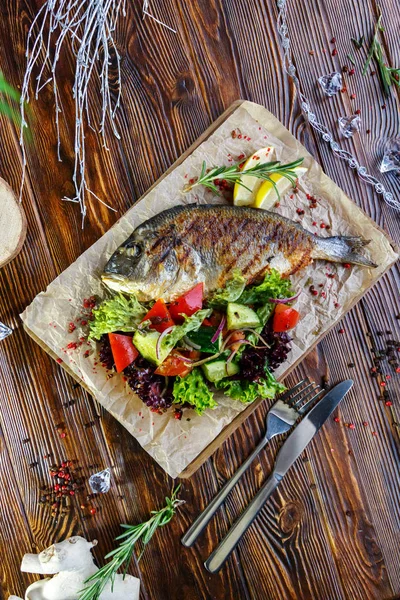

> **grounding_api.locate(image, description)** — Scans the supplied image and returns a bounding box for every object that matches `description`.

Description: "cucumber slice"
[133,330,170,365]
[202,360,240,382]
[227,302,261,330]
[186,326,222,354]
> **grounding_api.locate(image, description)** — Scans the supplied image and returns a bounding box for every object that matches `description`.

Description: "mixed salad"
[89,270,300,419]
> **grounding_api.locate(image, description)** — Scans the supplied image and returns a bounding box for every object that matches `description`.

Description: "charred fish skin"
[102,204,377,302]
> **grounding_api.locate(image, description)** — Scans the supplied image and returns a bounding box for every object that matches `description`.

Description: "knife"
[204,379,353,573]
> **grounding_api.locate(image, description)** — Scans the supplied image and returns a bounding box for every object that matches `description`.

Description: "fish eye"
[124,242,142,258]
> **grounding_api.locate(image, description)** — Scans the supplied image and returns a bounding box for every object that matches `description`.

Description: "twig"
[142,0,176,33]
[20,0,126,226]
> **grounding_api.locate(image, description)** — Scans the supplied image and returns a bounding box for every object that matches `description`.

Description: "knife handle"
[182,437,268,548]
[204,471,283,573]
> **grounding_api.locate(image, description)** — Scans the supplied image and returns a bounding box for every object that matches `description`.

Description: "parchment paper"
[21,102,398,479]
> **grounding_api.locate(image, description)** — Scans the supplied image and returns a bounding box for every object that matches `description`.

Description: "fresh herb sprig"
[183,158,305,198]
[362,11,400,97]
[0,72,21,126]
[79,486,184,600]
[351,35,364,50]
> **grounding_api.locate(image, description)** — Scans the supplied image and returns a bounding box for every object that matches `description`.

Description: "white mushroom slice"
[21,537,97,575]
[101,575,140,600]
[15,536,140,600]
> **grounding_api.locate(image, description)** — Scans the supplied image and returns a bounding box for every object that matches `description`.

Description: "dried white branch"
[20,0,176,226]
[20,0,123,226]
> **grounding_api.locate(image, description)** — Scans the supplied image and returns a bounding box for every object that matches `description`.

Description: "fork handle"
[204,471,282,573]
[181,437,268,547]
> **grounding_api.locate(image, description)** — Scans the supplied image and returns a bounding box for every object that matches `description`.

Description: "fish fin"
[312,235,377,268]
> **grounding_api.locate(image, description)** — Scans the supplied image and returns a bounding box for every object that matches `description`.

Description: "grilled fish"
[102,204,376,302]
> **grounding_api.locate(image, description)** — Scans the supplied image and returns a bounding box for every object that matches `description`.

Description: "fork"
[181,378,323,548]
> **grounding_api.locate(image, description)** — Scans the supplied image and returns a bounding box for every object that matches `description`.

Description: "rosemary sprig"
[351,35,364,50]
[347,54,356,66]
[362,10,400,97]
[78,486,183,600]
[183,158,304,199]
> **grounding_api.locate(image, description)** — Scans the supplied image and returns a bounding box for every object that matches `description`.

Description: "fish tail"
[312,235,377,268]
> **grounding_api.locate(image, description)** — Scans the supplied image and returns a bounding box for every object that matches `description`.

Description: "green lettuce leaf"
[162,309,211,351]
[215,368,285,404]
[88,294,147,340]
[207,269,246,307]
[238,269,293,305]
[173,368,217,415]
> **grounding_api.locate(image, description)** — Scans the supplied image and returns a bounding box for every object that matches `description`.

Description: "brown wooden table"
[1,1,399,599]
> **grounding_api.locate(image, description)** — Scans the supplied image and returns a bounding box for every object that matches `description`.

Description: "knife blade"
[204,379,353,573]
[273,379,353,477]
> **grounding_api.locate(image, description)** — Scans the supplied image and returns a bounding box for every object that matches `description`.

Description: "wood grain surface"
[0,1,399,599]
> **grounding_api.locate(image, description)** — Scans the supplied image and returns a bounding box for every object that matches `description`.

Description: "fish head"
[101,222,179,301]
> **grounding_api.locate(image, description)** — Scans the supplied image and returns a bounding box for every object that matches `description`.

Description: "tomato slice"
[154,350,200,377]
[272,304,300,332]
[108,333,139,373]
[168,283,204,323]
[141,299,175,333]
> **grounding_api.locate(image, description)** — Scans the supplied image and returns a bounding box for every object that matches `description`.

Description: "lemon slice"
[252,167,308,210]
[233,146,275,206]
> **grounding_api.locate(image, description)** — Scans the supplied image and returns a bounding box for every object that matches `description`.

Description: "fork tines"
[279,377,325,415]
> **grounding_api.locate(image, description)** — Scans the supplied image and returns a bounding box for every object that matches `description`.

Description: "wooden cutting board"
[23,100,399,478]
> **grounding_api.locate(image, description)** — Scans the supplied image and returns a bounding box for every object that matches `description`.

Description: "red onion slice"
[227,347,239,363]
[156,326,174,361]
[211,315,226,344]
[225,339,265,350]
[268,290,300,304]
[222,328,269,351]
[173,354,196,363]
